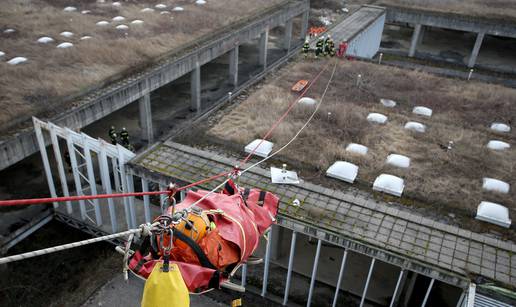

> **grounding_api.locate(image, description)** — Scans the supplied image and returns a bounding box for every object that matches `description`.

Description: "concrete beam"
[138,93,153,143]
[0,0,309,171]
[386,7,516,39]
[468,31,485,68]
[190,61,201,112]
[284,19,293,51]
[229,45,239,87]
[259,29,269,69]
[301,10,309,39]
[409,24,422,57]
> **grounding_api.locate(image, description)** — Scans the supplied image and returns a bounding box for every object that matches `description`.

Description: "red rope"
[239,60,331,166]
[0,191,168,207]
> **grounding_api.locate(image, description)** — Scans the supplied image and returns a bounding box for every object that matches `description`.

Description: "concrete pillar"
[409,24,422,57]
[270,225,284,261]
[229,45,239,87]
[259,29,269,69]
[191,61,201,112]
[417,25,425,45]
[468,31,485,68]
[401,272,418,307]
[138,93,153,143]
[284,19,293,51]
[301,11,309,39]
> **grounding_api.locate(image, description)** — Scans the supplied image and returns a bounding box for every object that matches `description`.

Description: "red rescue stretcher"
[128,180,279,293]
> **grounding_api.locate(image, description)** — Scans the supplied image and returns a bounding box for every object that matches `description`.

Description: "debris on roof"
[112,16,126,22]
[482,178,510,194]
[116,25,129,30]
[413,106,432,117]
[155,4,167,9]
[326,161,359,183]
[373,174,405,197]
[173,7,185,11]
[386,154,411,168]
[244,139,273,158]
[141,8,154,12]
[80,36,92,40]
[345,143,368,156]
[367,113,387,124]
[96,21,110,26]
[404,121,426,133]
[131,20,144,25]
[476,201,511,228]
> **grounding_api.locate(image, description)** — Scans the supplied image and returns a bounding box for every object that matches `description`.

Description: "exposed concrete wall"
[138,93,153,143]
[386,7,516,38]
[0,0,309,171]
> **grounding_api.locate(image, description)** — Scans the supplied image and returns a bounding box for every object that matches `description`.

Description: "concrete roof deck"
[130,141,516,288]
[0,0,286,134]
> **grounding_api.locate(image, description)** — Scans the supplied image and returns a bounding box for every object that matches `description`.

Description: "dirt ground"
[0,0,283,134]
[0,221,120,307]
[177,57,516,233]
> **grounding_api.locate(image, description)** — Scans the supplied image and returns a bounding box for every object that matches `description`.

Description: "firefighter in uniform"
[328,38,336,57]
[315,36,324,58]
[108,126,118,145]
[324,35,334,57]
[120,127,130,148]
[302,39,310,58]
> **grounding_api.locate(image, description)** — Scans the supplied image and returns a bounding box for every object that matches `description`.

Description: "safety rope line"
[0,226,149,265]
[239,60,332,166]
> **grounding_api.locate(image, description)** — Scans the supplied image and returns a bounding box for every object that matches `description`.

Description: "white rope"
[241,60,338,175]
[0,227,145,265]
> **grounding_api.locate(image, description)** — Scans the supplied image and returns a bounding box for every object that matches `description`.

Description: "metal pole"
[307,239,322,307]
[456,290,466,307]
[49,125,72,213]
[283,231,297,305]
[65,131,87,220]
[332,250,348,307]
[33,119,58,208]
[112,158,122,193]
[141,178,151,224]
[118,145,133,229]
[241,264,247,287]
[126,172,137,227]
[421,278,435,307]
[82,135,102,226]
[98,143,118,233]
[261,229,273,297]
[389,269,405,307]
[359,258,376,307]
[159,184,167,214]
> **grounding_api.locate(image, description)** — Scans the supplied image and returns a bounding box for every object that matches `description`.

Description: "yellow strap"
[231,298,242,307]
[141,263,190,307]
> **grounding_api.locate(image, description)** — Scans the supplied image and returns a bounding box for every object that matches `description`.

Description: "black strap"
[172,229,217,270]
[258,191,266,206]
[242,188,250,201]
[224,181,235,195]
